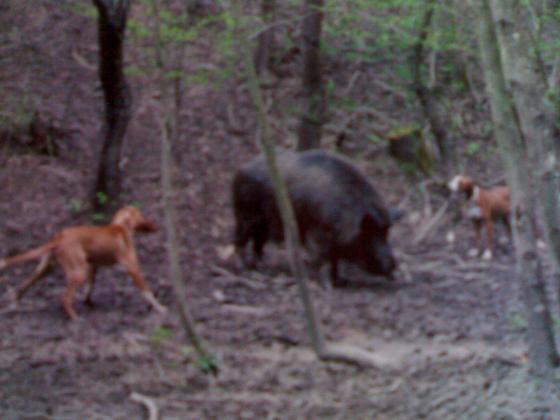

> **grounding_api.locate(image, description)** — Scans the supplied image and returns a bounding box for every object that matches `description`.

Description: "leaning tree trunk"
[241,27,326,359]
[411,0,453,169]
[92,0,132,214]
[237,1,386,368]
[297,0,324,151]
[490,0,560,305]
[475,0,559,377]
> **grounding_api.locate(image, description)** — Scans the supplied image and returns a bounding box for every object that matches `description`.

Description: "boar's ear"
[361,210,387,232]
[389,207,405,223]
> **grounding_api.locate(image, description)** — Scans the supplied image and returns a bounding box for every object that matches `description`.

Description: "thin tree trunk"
[297,0,324,151]
[237,2,385,368]
[475,0,559,377]
[253,0,276,76]
[411,0,453,168]
[490,0,560,322]
[241,29,326,358]
[92,0,132,214]
[159,112,217,374]
[152,0,217,374]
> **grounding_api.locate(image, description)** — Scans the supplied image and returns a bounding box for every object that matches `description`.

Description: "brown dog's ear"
[136,219,157,232]
[112,208,133,229]
[449,175,475,198]
[112,206,157,232]
[462,182,474,198]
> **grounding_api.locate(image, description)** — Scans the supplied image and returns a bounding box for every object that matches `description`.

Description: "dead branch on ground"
[210,265,267,290]
[130,392,159,420]
[413,200,450,245]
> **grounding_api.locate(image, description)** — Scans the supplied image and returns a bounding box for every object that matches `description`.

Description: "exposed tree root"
[130,392,159,420]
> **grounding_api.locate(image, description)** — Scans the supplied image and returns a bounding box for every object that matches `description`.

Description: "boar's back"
[239,149,392,244]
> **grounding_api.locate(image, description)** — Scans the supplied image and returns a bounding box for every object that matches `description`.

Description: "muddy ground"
[1,2,560,419]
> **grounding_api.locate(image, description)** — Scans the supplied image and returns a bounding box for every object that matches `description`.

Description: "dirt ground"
[1,2,560,419]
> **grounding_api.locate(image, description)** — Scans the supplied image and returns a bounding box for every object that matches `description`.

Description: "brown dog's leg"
[61,279,82,320]
[472,220,482,253]
[502,215,512,239]
[61,267,87,320]
[130,269,167,314]
[84,266,97,307]
[15,254,51,300]
[120,255,166,314]
[483,218,494,259]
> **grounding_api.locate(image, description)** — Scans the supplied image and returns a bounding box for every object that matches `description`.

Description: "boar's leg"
[329,256,347,287]
[305,230,346,287]
[252,222,268,260]
[235,219,268,267]
[234,222,251,252]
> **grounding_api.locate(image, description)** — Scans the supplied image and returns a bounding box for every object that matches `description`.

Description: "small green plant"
[398,161,418,176]
[482,121,494,138]
[466,141,481,156]
[124,65,146,77]
[509,313,527,330]
[65,2,97,18]
[96,191,109,205]
[338,97,357,111]
[367,133,383,144]
[181,346,194,357]
[325,79,336,98]
[451,111,464,130]
[127,18,151,41]
[66,198,83,213]
[195,354,219,375]
[92,213,106,223]
[0,93,38,136]
[150,326,173,345]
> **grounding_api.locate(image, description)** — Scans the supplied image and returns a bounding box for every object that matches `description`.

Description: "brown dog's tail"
[0,240,57,271]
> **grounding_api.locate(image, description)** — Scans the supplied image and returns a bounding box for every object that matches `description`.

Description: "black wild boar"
[232,149,400,285]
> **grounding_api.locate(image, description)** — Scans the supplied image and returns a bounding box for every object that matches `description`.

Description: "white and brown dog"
[448,174,511,260]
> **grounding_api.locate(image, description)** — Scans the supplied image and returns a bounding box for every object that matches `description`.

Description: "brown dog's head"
[111,206,157,233]
[448,174,475,198]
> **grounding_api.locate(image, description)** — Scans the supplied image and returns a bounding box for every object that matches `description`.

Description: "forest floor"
[1,2,560,419]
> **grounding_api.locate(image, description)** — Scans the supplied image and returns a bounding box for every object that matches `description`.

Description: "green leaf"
[66,198,83,213]
[466,142,480,156]
[96,191,109,205]
[150,326,173,344]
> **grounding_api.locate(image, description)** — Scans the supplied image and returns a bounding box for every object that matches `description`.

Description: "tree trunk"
[184,0,220,18]
[159,111,217,374]
[411,0,453,169]
[475,0,559,377]
[297,0,324,151]
[237,1,386,368]
[253,0,276,76]
[491,0,560,307]
[92,0,132,214]
[241,28,326,359]
[151,0,218,374]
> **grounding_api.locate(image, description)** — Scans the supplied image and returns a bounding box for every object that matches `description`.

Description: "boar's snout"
[370,244,397,279]
[380,254,397,279]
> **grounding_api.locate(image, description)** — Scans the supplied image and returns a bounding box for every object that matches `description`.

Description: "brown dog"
[448,174,511,259]
[0,206,167,319]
